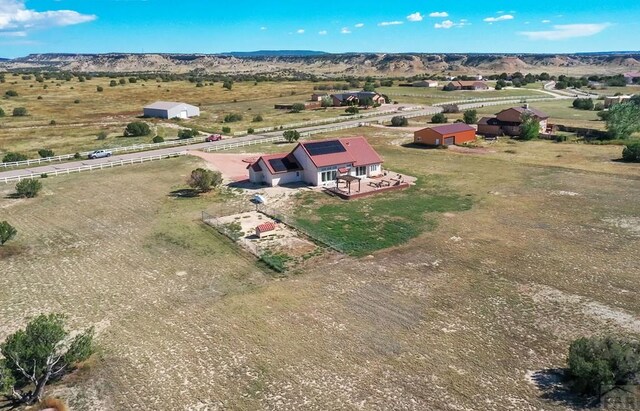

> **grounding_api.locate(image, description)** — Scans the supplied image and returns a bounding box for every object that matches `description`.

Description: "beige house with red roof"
[248,137,383,187]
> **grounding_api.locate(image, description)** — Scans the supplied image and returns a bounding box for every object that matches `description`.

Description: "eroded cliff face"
[2,52,639,76]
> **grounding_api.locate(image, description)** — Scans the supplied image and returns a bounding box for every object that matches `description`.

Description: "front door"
[355,166,366,176]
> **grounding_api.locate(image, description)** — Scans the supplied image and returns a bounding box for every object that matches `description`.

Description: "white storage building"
[143,101,200,119]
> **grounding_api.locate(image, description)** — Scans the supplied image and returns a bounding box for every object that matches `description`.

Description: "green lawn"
[294,180,472,256]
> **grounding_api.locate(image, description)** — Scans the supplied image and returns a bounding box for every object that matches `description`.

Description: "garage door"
[179,110,188,119]
[444,137,454,145]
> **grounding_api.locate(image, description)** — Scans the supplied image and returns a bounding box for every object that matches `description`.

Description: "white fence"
[456,96,566,111]
[1,135,209,169]
[433,95,546,106]
[1,153,183,184]
[201,136,286,153]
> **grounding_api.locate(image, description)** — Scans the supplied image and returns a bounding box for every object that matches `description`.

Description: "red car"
[206,134,223,142]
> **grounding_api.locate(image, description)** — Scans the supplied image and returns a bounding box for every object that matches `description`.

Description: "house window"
[355,166,366,176]
[321,170,337,182]
[370,164,379,172]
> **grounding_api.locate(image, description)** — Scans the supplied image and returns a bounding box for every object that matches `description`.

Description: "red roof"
[424,123,475,136]
[256,222,276,233]
[298,136,383,168]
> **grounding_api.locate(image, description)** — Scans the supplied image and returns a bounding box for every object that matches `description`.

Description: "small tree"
[223,113,243,123]
[12,107,28,117]
[96,86,103,92]
[283,130,301,143]
[96,131,108,140]
[431,113,448,124]
[290,103,306,113]
[15,179,42,198]
[2,152,28,163]
[0,221,17,245]
[37,149,54,158]
[390,116,408,127]
[177,128,199,139]
[4,90,18,97]
[119,78,126,85]
[573,98,595,110]
[463,109,478,124]
[518,113,540,140]
[0,313,94,405]
[222,80,233,90]
[253,114,264,122]
[320,96,333,108]
[442,83,457,91]
[606,102,640,140]
[345,106,359,115]
[0,107,5,117]
[152,135,164,143]
[187,168,222,192]
[109,80,117,87]
[567,336,640,397]
[124,121,151,137]
[622,141,640,162]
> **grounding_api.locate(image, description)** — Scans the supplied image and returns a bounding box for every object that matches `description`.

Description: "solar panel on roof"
[268,156,300,173]
[305,140,346,156]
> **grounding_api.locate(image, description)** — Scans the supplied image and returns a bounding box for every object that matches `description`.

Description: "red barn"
[414,123,477,146]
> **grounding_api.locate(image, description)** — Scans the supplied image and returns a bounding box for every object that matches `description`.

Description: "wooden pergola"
[336,175,361,194]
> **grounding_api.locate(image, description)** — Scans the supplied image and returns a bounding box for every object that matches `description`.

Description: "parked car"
[88,149,112,159]
[206,134,223,142]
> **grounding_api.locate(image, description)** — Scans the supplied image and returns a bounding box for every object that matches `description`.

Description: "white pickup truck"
[88,149,112,159]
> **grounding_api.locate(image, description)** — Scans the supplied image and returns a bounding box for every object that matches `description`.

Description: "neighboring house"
[248,137,383,187]
[400,80,439,88]
[623,72,640,84]
[330,91,386,107]
[143,101,200,119]
[414,123,477,146]
[477,105,550,137]
[604,95,632,108]
[445,81,490,91]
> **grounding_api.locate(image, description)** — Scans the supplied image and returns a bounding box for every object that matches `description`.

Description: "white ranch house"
[248,137,383,187]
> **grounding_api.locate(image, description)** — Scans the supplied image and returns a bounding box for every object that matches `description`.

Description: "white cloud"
[340,27,351,34]
[519,23,610,40]
[0,0,96,33]
[483,14,514,22]
[296,29,305,34]
[434,20,454,29]
[378,21,403,27]
[260,26,267,31]
[407,12,423,22]
[0,30,26,37]
[318,30,327,35]
[355,23,364,28]
[541,19,551,24]
[429,12,448,18]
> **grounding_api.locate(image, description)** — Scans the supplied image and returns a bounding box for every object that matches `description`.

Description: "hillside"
[2,52,639,76]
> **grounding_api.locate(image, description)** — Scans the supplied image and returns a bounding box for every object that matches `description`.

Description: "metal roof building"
[143,101,200,119]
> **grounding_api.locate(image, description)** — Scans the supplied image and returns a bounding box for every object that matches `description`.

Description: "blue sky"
[0,0,639,57]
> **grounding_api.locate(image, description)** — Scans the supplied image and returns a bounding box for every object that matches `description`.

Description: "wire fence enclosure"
[201,210,264,256]
[0,153,183,184]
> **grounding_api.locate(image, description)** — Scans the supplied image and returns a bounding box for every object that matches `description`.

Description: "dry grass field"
[1,124,639,409]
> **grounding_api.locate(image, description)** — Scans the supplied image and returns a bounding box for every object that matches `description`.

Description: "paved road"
[0,105,439,182]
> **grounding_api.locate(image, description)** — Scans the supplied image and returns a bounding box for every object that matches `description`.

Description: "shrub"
[119,78,126,85]
[40,173,48,178]
[0,221,17,245]
[2,152,27,163]
[128,77,137,83]
[124,121,151,137]
[109,80,117,87]
[187,168,223,192]
[96,85,104,92]
[593,103,604,111]
[567,336,640,396]
[283,129,301,143]
[49,120,56,125]
[431,113,448,124]
[177,128,199,139]
[97,131,108,140]
[222,126,231,134]
[247,128,255,134]
[442,83,457,91]
[0,107,4,117]
[253,114,264,122]
[222,80,233,90]
[152,135,164,143]
[572,98,594,110]
[223,113,243,123]
[73,99,80,104]
[12,107,28,117]
[390,116,408,127]
[74,152,81,159]
[4,90,18,97]
[463,109,478,124]
[622,141,640,162]
[290,103,306,113]
[37,149,55,158]
[37,96,43,100]
[15,178,42,198]
[345,106,359,115]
